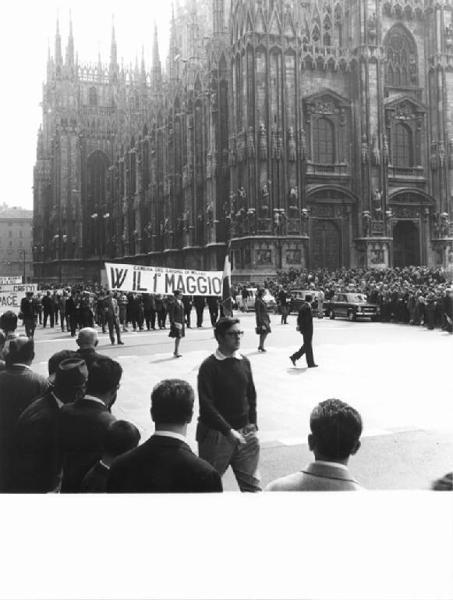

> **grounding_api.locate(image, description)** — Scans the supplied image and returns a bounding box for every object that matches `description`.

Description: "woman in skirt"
[168,289,185,358]
[255,287,271,352]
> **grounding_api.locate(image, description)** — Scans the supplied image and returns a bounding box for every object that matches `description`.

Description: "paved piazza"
[29,312,453,490]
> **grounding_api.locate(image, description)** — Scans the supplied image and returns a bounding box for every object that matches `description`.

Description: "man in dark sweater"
[197,317,261,492]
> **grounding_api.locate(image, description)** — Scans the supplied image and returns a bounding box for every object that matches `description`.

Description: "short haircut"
[151,379,194,425]
[305,295,313,303]
[214,317,240,340]
[310,399,363,460]
[86,357,123,395]
[5,337,34,366]
[0,311,18,332]
[48,349,78,376]
[103,420,141,457]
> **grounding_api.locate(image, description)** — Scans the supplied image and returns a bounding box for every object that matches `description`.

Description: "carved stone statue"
[247,126,255,158]
[288,127,296,161]
[261,183,270,208]
[431,141,439,171]
[289,186,298,208]
[371,135,380,166]
[361,135,369,165]
[259,122,267,160]
[382,135,389,165]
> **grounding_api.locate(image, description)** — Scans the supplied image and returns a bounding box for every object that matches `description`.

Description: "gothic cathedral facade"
[33,0,453,282]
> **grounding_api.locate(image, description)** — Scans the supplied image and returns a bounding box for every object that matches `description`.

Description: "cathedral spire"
[213,0,225,35]
[110,16,118,74]
[168,3,178,81]
[55,16,63,67]
[65,11,74,68]
[140,45,147,85]
[151,22,162,89]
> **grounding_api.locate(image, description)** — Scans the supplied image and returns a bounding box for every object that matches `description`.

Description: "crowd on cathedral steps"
[0,265,451,493]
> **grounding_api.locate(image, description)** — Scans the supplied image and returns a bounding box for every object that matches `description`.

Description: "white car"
[235,288,277,313]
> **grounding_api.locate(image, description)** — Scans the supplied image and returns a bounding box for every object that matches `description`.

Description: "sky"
[0,0,173,211]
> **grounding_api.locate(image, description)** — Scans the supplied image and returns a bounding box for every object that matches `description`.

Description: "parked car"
[288,290,325,314]
[326,292,380,321]
[235,288,278,313]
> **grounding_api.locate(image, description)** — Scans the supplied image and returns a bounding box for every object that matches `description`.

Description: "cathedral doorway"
[393,220,420,266]
[310,220,341,270]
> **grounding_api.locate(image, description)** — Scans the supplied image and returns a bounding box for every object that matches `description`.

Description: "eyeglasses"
[225,330,244,337]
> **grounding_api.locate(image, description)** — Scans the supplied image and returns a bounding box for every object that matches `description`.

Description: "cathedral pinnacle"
[151,23,162,89]
[55,16,63,67]
[110,15,118,73]
[65,11,74,68]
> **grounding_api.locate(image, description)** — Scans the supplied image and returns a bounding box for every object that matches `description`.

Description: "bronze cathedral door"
[311,220,341,270]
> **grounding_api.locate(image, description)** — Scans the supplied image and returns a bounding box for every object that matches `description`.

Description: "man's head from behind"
[103,420,141,461]
[309,399,362,464]
[48,349,78,376]
[86,357,123,409]
[214,317,242,354]
[5,337,35,367]
[151,379,194,429]
[49,358,88,404]
[0,311,18,334]
[76,327,99,350]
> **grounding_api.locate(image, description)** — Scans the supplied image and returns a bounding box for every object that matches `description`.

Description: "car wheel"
[348,310,356,322]
[329,310,335,320]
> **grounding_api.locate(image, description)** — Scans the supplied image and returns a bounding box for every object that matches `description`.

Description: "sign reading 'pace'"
[105,263,223,297]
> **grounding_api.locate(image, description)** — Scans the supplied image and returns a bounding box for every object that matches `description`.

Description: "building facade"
[0,206,33,282]
[33,0,453,283]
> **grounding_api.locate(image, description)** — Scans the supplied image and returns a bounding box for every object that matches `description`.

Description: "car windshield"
[348,293,367,303]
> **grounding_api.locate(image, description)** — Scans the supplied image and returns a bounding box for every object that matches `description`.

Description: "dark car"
[326,292,380,322]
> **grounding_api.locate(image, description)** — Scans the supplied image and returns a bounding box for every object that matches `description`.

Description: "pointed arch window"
[313,117,335,164]
[89,87,98,107]
[393,122,413,167]
[384,26,418,87]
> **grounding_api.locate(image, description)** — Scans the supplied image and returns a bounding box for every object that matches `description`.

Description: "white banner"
[0,284,38,293]
[0,291,26,314]
[105,263,223,296]
[0,276,22,285]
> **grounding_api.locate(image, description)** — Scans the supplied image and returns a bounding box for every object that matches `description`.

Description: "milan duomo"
[33,0,453,283]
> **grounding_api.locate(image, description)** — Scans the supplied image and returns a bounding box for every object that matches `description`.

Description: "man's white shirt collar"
[214,349,243,361]
[12,363,32,370]
[51,391,64,409]
[83,394,105,406]
[153,431,187,444]
[312,460,349,471]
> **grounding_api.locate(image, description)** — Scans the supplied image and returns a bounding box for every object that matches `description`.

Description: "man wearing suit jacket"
[20,291,39,339]
[168,290,185,358]
[107,379,222,493]
[266,399,363,491]
[74,327,108,369]
[59,356,122,492]
[13,357,88,493]
[0,337,49,492]
[289,295,318,368]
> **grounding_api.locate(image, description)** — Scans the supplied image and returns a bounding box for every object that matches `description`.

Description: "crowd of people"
[235,266,453,333]
[18,287,225,354]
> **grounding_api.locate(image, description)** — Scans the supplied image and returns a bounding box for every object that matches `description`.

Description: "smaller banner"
[105,263,223,296]
[0,276,22,285]
[0,284,38,293]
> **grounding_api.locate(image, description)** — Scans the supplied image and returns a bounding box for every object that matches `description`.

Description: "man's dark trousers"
[292,330,315,366]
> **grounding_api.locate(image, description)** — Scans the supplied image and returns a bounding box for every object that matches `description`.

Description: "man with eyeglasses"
[197,317,261,492]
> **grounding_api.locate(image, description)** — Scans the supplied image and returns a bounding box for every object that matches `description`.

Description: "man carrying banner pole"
[221,245,233,318]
